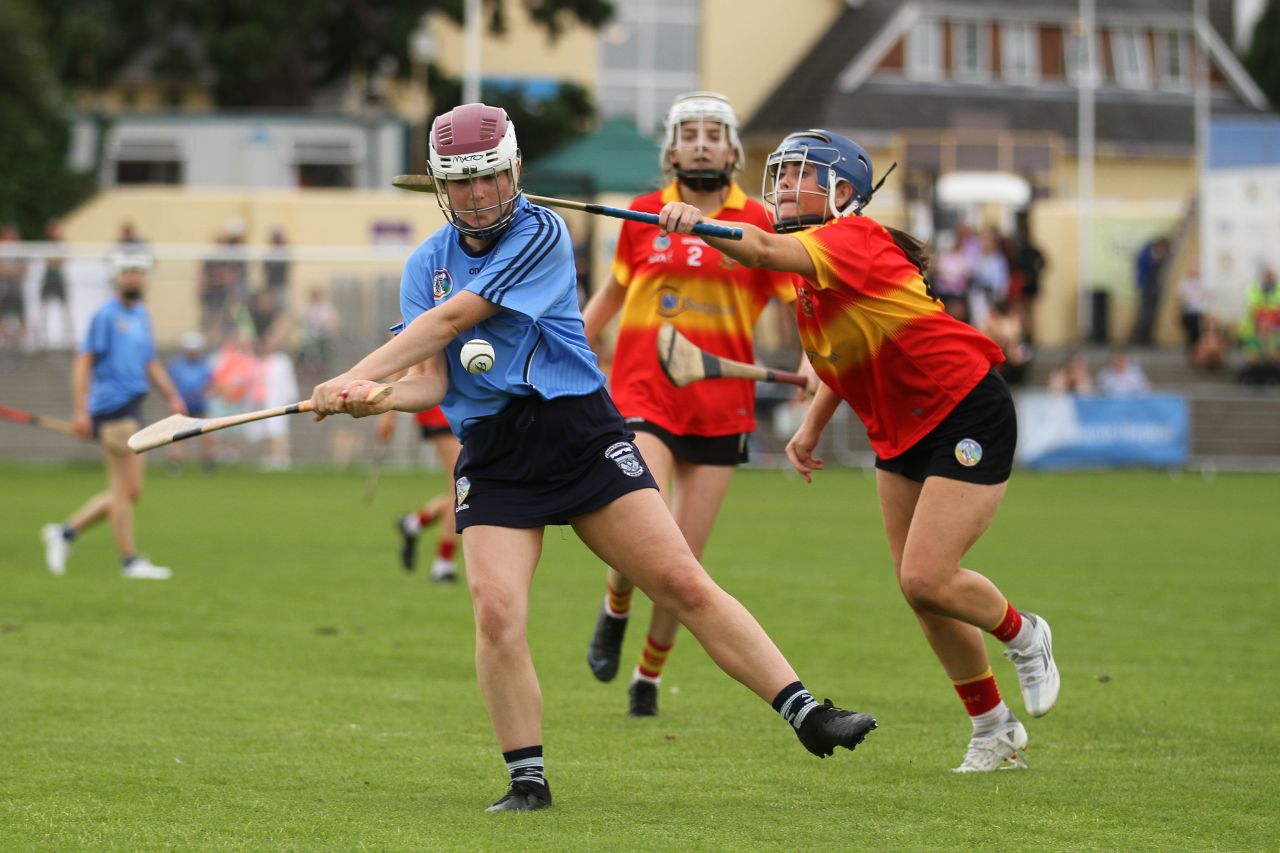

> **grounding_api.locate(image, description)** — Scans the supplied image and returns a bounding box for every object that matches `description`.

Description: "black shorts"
[420,424,453,440]
[874,370,1016,485]
[452,388,659,531]
[91,395,145,438]
[627,419,749,466]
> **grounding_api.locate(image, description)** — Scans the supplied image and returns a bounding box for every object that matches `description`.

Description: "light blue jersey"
[400,196,603,440]
[81,298,156,416]
[167,355,213,410]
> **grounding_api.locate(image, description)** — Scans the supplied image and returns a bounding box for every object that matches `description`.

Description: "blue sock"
[771,681,820,730]
[502,745,545,787]
[121,554,138,569]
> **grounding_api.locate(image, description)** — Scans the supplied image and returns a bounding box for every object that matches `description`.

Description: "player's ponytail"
[884,226,930,275]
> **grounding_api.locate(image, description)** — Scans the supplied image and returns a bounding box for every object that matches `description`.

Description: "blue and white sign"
[1016,393,1189,470]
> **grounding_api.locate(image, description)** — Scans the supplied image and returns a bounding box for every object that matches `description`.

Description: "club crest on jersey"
[954,438,983,467]
[797,285,815,318]
[652,233,672,252]
[454,476,471,510]
[433,268,454,299]
[604,441,645,478]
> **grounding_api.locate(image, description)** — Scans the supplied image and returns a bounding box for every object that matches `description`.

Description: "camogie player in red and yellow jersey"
[657,129,1061,772]
[581,93,795,717]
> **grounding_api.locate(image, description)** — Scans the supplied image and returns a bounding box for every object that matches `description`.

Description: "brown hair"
[884,225,930,275]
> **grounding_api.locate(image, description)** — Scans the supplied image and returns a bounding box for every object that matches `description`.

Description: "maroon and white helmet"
[427,103,522,239]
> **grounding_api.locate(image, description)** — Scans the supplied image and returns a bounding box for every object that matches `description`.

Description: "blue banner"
[1016,393,1189,470]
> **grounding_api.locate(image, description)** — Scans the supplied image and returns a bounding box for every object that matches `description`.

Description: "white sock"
[1006,613,1038,652]
[401,513,422,535]
[632,669,660,686]
[971,701,1011,734]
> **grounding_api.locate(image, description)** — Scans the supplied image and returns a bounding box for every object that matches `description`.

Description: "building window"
[1156,30,1191,90]
[1064,27,1099,87]
[1111,27,1151,89]
[293,140,356,188]
[906,18,943,81]
[598,0,699,135]
[1000,22,1039,85]
[116,160,182,184]
[113,138,183,185]
[952,19,991,82]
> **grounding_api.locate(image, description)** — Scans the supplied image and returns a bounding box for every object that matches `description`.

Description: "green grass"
[1,463,1277,850]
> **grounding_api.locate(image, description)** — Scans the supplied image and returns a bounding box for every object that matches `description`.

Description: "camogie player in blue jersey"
[311,103,877,813]
[41,254,186,580]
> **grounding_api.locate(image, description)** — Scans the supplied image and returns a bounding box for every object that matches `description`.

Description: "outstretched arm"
[785,382,842,483]
[312,292,498,416]
[657,202,817,277]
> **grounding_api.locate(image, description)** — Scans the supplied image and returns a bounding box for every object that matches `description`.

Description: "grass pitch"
[1,463,1277,850]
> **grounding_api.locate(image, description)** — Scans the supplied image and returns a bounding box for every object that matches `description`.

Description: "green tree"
[0,0,94,236]
[1244,0,1280,110]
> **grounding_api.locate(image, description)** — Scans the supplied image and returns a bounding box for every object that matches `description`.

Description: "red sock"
[438,539,456,561]
[416,508,434,526]
[953,668,1002,716]
[989,600,1023,643]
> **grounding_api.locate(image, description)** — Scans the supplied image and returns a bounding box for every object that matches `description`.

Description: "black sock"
[61,525,76,543]
[772,681,820,730]
[121,554,138,568]
[502,745,545,787]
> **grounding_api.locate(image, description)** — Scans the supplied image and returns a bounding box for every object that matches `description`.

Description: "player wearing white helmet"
[41,253,186,580]
[581,92,796,719]
[312,102,877,812]
[658,128,1061,774]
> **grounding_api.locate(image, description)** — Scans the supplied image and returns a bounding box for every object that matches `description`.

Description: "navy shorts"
[627,419,749,466]
[874,369,1017,485]
[452,388,659,531]
[91,395,145,438]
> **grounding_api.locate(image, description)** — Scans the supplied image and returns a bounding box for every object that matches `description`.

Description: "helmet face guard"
[662,92,744,192]
[763,130,874,233]
[428,103,523,241]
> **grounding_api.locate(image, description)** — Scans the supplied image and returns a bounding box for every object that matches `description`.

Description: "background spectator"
[263,227,292,297]
[297,286,339,374]
[37,219,72,349]
[1047,351,1094,395]
[1238,266,1280,386]
[1130,236,1170,347]
[1096,350,1151,396]
[968,226,1010,330]
[1009,215,1046,343]
[115,221,147,250]
[1177,263,1211,354]
[982,299,1032,386]
[931,230,971,323]
[0,223,29,353]
[165,331,217,474]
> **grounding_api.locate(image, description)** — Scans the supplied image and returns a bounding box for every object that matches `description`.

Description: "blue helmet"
[762,130,875,233]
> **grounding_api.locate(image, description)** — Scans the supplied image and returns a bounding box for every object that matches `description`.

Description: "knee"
[121,483,143,504]
[647,564,717,619]
[469,585,523,649]
[899,570,946,613]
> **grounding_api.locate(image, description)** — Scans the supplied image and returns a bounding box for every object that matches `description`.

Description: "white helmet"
[661,91,744,191]
[427,103,523,240]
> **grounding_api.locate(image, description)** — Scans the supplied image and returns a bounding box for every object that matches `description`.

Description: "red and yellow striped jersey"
[792,216,1004,458]
[610,182,794,436]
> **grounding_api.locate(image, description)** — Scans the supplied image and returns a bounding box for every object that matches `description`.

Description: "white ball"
[460,338,496,374]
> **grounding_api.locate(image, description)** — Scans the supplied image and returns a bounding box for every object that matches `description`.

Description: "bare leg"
[876,470,1005,679]
[100,421,145,558]
[463,524,544,751]
[602,431,676,598]
[573,489,797,701]
[644,457,735,648]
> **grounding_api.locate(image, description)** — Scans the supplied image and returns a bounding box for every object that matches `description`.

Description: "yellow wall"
[428,1,600,90]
